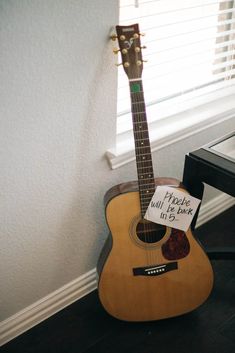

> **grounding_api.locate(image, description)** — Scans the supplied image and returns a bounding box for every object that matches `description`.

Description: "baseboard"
[0,269,97,347]
[196,193,235,228]
[1,193,234,347]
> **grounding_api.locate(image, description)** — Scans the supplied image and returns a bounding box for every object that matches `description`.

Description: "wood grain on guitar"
[97,24,214,322]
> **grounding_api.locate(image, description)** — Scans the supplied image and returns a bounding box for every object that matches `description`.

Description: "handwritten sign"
[144,186,201,232]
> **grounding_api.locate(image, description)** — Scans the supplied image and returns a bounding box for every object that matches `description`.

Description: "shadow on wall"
[54,43,116,281]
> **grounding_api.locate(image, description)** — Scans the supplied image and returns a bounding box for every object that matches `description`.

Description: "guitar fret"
[136,162,152,166]
[137,166,153,171]
[140,206,151,210]
[134,132,149,135]
[140,192,155,196]
[135,140,150,143]
[140,203,152,206]
[138,178,154,181]
[138,175,154,179]
[135,138,151,141]
[140,193,155,197]
[132,101,145,104]
[135,129,148,132]
[140,206,152,210]
[140,208,151,212]
[133,112,146,115]
[136,156,152,161]
[132,109,145,114]
[138,172,153,175]
[136,148,151,152]
[140,189,155,193]
[136,161,152,165]
[140,197,154,201]
[140,194,155,198]
[140,205,153,208]
[129,78,142,82]
[136,152,151,157]
[139,194,155,197]
[139,189,155,193]
[136,148,151,151]
[136,152,152,156]
[136,149,151,153]
[139,192,154,196]
[139,182,155,186]
[140,191,155,195]
[136,144,151,147]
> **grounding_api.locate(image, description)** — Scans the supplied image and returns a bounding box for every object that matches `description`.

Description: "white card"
[144,186,201,232]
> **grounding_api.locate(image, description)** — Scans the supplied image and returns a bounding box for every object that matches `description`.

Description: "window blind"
[117,0,235,132]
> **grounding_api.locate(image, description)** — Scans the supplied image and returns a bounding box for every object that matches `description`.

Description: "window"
[116,0,235,136]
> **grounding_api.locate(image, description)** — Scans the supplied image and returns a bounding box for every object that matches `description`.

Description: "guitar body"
[98,178,214,322]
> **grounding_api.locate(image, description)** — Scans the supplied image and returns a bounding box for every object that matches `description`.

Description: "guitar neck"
[129,79,155,217]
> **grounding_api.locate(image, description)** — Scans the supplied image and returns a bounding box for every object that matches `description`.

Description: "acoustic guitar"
[97,24,213,322]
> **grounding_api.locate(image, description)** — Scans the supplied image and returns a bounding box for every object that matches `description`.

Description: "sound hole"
[136,219,166,244]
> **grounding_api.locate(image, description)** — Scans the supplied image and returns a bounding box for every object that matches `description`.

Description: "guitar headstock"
[112,24,145,80]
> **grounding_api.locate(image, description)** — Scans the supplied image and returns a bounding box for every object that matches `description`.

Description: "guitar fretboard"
[129,79,155,217]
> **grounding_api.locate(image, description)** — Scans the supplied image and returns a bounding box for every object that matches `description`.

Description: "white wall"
[0,0,234,322]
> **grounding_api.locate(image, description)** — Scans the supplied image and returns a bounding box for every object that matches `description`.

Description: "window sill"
[106,93,235,169]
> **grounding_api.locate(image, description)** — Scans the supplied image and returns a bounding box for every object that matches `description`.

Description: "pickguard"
[162,228,190,260]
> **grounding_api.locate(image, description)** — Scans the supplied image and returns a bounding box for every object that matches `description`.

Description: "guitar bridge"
[133,262,178,276]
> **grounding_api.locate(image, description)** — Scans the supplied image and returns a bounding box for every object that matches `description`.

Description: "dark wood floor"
[2,206,235,353]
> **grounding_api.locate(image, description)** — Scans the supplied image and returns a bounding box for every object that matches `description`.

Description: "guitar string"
[136,81,154,266]
[136,81,159,266]
[139,82,156,266]
[134,84,152,264]
[131,79,156,266]
[131,80,149,266]
[130,80,150,265]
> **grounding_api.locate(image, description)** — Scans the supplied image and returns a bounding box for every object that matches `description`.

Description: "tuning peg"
[139,32,146,36]
[135,45,147,53]
[115,62,123,67]
[114,48,128,55]
[110,34,118,41]
[136,59,148,66]
[113,48,120,54]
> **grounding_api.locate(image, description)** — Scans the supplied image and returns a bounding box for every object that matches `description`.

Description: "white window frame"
[106,0,235,169]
